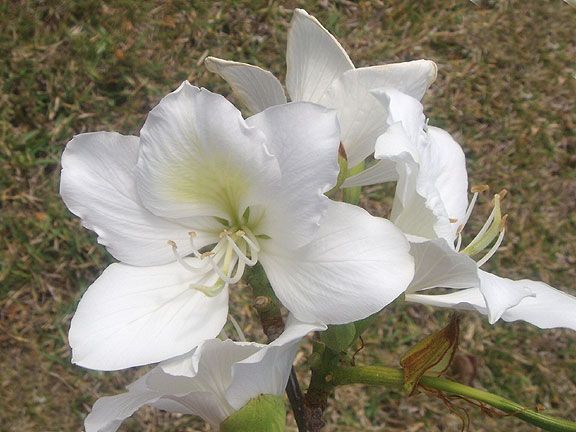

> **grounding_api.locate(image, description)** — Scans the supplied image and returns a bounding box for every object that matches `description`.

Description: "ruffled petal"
[351,60,438,101]
[318,69,391,167]
[371,88,426,142]
[408,238,480,293]
[424,126,469,231]
[226,316,325,409]
[500,279,576,330]
[60,132,220,266]
[84,373,164,432]
[69,261,229,370]
[204,57,287,114]
[260,202,414,324]
[286,8,354,103]
[246,102,340,247]
[137,82,280,221]
[478,270,538,324]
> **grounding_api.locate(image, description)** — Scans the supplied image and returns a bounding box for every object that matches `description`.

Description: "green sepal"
[320,323,357,352]
[220,394,286,432]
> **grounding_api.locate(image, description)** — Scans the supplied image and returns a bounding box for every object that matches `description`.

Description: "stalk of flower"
[60,81,415,371]
[344,87,576,330]
[204,8,438,170]
[83,316,325,432]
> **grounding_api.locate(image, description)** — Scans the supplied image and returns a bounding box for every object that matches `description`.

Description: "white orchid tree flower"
[345,87,576,330]
[84,316,326,432]
[204,8,438,169]
[60,81,415,371]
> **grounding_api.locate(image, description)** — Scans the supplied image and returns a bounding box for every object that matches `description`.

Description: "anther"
[497,189,508,200]
[471,184,490,193]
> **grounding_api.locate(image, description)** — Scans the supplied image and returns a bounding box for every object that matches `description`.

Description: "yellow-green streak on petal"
[169,156,249,224]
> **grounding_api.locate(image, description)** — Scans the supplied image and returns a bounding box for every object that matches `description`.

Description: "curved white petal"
[371,88,426,142]
[60,132,220,266]
[351,60,438,101]
[478,270,537,324]
[260,202,414,324]
[424,126,469,232]
[155,339,262,424]
[376,122,467,242]
[246,102,340,247]
[406,287,487,313]
[137,82,280,221]
[408,239,480,293]
[286,8,354,103]
[85,373,163,432]
[204,57,287,114]
[319,70,390,167]
[342,159,398,188]
[407,273,576,331]
[374,123,440,239]
[69,262,229,370]
[226,316,325,409]
[500,279,576,330]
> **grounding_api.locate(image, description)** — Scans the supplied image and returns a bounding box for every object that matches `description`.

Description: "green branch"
[331,366,576,432]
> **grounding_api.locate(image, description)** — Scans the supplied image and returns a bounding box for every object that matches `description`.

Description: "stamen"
[462,184,489,227]
[168,240,207,271]
[476,216,507,267]
[455,232,463,252]
[461,193,502,256]
[228,314,246,342]
[239,228,261,252]
[226,235,258,266]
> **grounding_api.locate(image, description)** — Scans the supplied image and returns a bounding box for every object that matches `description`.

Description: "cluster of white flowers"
[60,9,576,431]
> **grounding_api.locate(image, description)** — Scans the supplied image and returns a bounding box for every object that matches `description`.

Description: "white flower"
[61,82,415,370]
[204,8,437,168]
[346,88,576,330]
[83,317,325,432]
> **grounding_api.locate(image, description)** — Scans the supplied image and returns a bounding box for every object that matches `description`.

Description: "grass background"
[1,0,575,431]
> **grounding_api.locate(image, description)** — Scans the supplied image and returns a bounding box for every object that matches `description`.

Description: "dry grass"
[1,1,575,431]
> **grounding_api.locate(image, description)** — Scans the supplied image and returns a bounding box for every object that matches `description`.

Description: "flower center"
[168,226,261,297]
[455,185,508,267]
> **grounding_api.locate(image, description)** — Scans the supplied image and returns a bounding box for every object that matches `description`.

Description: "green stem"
[331,366,576,432]
[342,161,365,205]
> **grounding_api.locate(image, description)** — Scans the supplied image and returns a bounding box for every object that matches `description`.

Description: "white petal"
[371,88,426,142]
[478,270,537,324]
[286,8,354,103]
[69,262,228,370]
[157,339,263,425]
[319,70,390,167]
[408,239,480,293]
[424,126,469,231]
[85,373,163,432]
[137,82,280,221]
[500,279,576,330]
[260,202,414,324]
[60,132,220,266]
[246,102,340,247]
[378,123,468,242]
[406,287,487,313]
[204,57,287,114]
[226,316,325,410]
[342,159,398,188]
[374,124,439,239]
[351,60,438,101]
